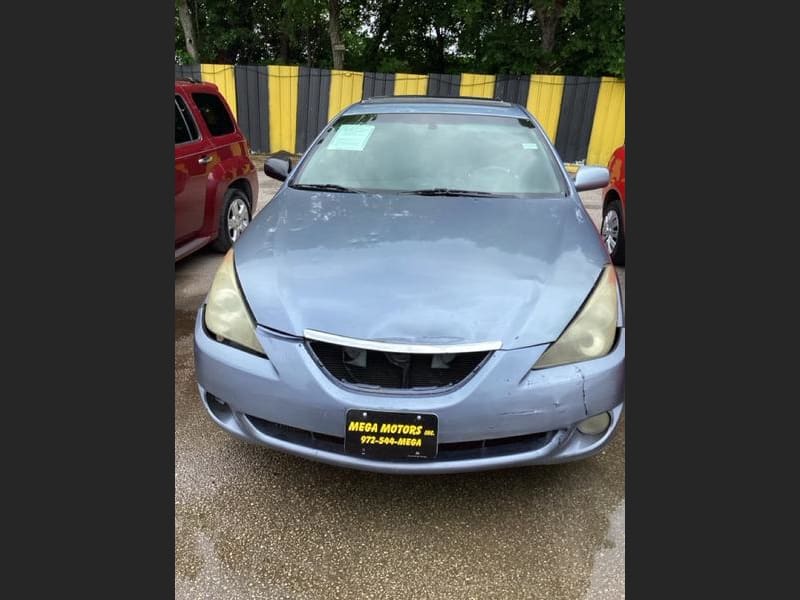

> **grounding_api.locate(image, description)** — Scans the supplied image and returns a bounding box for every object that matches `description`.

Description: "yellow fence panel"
[328,70,365,120]
[200,64,238,120]
[460,73,496,98]
[526,75,565,143]
[394,73,428,95]
[268,65,299,153]
[586,77,625,166]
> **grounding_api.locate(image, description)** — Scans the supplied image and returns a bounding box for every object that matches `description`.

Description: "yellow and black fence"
[176,64,624,166]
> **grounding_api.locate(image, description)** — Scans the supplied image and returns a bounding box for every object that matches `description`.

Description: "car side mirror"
[264,157,291,181]
[574,166,610,191]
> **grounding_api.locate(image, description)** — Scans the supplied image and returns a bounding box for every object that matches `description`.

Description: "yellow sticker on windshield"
[327,124,375,151]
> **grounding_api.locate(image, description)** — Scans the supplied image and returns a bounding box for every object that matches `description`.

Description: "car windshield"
[291,112,566,196]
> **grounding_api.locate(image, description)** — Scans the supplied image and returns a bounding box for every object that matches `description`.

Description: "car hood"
[234,188,609,350]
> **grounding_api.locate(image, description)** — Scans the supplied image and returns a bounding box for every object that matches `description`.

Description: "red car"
[175,80,258,261]
[601,145,625,265]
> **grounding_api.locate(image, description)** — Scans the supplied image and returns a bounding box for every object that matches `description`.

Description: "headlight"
[533,265,618,369]
[204,250,266,356]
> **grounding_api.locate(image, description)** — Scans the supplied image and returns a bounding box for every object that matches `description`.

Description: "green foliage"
[557,0,625,77]
[175,0,624,77]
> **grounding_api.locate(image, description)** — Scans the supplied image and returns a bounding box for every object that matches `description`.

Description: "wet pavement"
[175,174,625,599]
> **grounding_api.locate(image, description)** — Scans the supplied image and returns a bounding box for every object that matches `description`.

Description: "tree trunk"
[535,0,566,54]
[304,26,311,66]
[434,26,446,73]
[328,0,344,70]
[278,31,289,64]
[366,0,399,71]
[177,0,199,62]
[192,0,201,47]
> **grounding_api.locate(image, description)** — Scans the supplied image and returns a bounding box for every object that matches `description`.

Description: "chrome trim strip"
[303,329,502,354]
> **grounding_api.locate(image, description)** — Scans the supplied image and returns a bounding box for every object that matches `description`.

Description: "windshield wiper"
[290,183,363,193]
[403,188,499,197]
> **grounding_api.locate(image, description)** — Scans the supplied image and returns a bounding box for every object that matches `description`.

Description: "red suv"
[175,80,258,261]
[601,145,625,265]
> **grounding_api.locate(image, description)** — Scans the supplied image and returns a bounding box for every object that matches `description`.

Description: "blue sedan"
[194,96,624,474]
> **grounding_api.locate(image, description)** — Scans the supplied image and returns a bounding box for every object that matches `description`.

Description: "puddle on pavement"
[175,428,625,599]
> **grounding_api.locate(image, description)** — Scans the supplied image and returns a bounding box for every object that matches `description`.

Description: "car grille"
[245,414,555,462]
[307,340,490,390]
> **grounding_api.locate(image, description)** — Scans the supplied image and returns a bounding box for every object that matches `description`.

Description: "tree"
[328,0,345,69]
[173,0,624,77]
[557,0,625,77]
[534,0,567,54]
[176,0,199,62]
[358,0,401,70]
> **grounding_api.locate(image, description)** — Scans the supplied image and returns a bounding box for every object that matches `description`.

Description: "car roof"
[175,79,219,92]
[346,95,528,118]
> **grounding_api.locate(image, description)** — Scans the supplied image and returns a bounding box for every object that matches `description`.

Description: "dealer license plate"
[344,410,438,459]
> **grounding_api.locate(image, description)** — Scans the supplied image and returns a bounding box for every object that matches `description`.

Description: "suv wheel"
[212,188,251,252]
[601,198,625,266]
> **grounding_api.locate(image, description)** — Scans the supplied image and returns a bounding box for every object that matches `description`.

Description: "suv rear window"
[192,92,235,136]
[175,96,199,144]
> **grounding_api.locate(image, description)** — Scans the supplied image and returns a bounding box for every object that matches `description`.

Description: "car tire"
[212,188,251,253]
[601,198,625,266]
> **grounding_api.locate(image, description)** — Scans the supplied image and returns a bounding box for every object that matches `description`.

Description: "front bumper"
[193,308,625,474]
